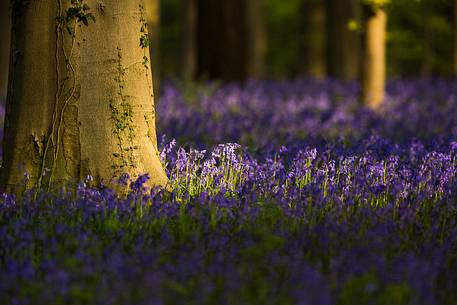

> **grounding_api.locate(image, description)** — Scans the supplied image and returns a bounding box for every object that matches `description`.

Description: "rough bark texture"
[182,0,197,80]
[1,0,167,193]
[301,0,326,79]
[146,0,160,95]
[0,0,10,105]
[361,5,386,110]
[454,0,457,76]
[326,0,361,81]
[246,0,267,79]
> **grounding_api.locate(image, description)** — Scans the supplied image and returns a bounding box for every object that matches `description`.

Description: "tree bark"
[246,0,267,79]
[197,0,249,81]
[454,0,457,76]
[0,0,10,105]
[361,5,386,110]
[302,0,326,79]
[326,0,361,81]
[420,3,433,77]
[197,0,264,82]
[182,0,197,80]
[146,0,160,96]
[1,0,167,193]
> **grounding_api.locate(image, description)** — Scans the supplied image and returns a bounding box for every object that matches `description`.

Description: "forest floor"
[1,78,457,305]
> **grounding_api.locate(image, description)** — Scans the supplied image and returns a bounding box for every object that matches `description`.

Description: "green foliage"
[57,0,95,37]
[387,0,454,76]
[339,272,411,305]
[159,0,184,78]
[264,0,303,77]
[138,4,150,49]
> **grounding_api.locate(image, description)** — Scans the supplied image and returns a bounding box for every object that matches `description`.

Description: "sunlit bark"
[361,4,386,110]
[146,0,160,96]
[1,0,167,192]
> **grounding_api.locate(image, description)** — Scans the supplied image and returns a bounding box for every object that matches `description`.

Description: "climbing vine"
[139,7,149,49]
[36,0,95,192]
[138,4,158,152]
[109,47,139,176]
[56,0,95,37]
[29,1,157,190]
[108,3,162,178]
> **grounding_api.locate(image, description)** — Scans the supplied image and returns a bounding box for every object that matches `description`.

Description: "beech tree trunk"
[326,0,361,81]
[182,0,197,80]
[197,0,248,81]
[420,4,433,77]
[361,5,386,110]
[302,0,326,79]
[146,0,160,96]
[454,0,457,76]
[1,0,167,192]
[0,0,10,105]
[246,0,267,79]
[197,0,264,82]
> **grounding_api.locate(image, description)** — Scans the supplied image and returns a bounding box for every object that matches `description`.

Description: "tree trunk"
[326,0,361,81]
[361,5,386,110]
[1,0,167,193]
[197,0,249,82]
[302,0,326,79]
[146,0,160,97]
[246,0,267,79]
[182,0,197,80]
[0,0,10,105]
[454,0,457,76]
[420,3,433,77]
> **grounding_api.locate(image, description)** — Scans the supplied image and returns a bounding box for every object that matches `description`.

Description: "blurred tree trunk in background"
[146,0,160,96]
[197,0,265,82]
[361,3,386,110]
[247,0,267,79]
[0,0,10,105]
[197,0,248,81]
[420,2,433,76]
[1,0,167,193]
[182,0,197,80]
[326,0,361,81]
[454,0,457,76]
[301,0,326,79]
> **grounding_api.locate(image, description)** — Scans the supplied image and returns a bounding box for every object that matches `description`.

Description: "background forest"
[158,0,456,80]
[1,1,457,305]
[1,0,457,107]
